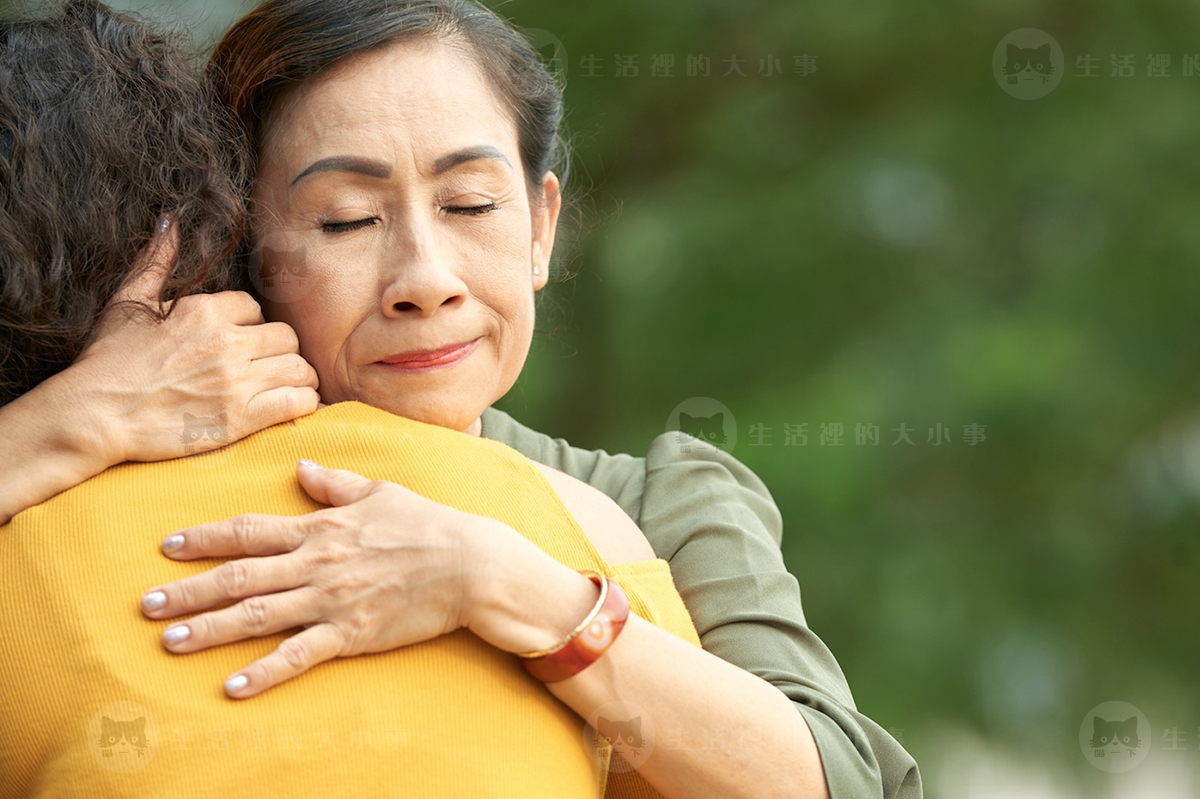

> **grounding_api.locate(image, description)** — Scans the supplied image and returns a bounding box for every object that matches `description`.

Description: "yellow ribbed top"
[0,401,701,799]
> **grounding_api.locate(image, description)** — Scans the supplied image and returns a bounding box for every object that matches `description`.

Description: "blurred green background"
[13,0,1200,795]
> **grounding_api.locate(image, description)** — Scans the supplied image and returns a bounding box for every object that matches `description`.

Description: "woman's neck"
[316,401,483,437]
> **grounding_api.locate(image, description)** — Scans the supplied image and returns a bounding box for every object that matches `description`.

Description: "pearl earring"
[533,265,541,276]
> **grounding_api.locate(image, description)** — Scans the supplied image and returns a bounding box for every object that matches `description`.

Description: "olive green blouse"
[480,406,923,799]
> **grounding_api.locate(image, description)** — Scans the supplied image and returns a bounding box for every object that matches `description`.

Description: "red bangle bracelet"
[517,570,630,683]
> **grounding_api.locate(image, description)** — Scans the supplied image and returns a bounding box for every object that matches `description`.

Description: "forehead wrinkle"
[261,40,524,194]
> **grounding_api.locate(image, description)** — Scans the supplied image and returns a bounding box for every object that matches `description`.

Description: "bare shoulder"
[530,461,657,565]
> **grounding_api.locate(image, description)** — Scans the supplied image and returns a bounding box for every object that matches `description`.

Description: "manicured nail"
[225,674,249,693]
[161,534,184,554]
[298,459,322,470]
[163,625,190,644]
[141,591,167,611]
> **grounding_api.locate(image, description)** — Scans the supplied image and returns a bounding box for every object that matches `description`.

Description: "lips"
[380,337,480,365]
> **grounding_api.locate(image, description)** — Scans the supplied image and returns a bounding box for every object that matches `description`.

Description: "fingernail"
[162,534,184,554]
[225,674,249,693]
[141,591,167,611]
[163,625,190,645]
[298,459,322,470]
[155,214,171,235]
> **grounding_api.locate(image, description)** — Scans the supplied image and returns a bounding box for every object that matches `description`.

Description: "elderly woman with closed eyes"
[0,1,921,797]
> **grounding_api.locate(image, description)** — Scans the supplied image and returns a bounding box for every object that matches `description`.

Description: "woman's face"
[251,39,560,433]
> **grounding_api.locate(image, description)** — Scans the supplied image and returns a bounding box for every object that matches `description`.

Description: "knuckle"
[304,541,345,568]
[216,559,252,596]
[276,636,310,672]
[197,329,231,358]
[171,294,199,315]
[290,354,310,385]
[345,604,374,636]
[275,388,297,419]
[212,327,238,352]
[275,322,301,352]
[229,514,259,552]
[239,596,273,634]
[237,291,264,316]
[174,578,198,608]
[318,508,356,535]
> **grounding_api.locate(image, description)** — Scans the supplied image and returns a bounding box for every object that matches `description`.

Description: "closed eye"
[323,218,378,233]
[322,204,498,233]
[446,202,499,216]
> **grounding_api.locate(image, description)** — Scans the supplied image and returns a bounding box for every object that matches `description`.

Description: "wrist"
[35,364,128,468]
[460,518,600,654]
[0,369,120,523]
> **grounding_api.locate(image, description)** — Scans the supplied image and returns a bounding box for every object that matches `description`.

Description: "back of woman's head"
[0,0,246,404]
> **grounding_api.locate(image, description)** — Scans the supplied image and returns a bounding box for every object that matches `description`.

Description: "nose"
[380,215,469,317]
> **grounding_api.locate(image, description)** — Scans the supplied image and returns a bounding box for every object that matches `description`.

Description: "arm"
[139,459,827,799]
[0,367,125,525]
[0,225,320,525]
[637,434,923,799]
[471,524,831,799]
[477,408,921,798]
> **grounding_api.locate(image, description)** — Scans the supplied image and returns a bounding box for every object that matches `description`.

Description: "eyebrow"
[291,156,391,187]
[432,145,512,175]
[290,145,512,188]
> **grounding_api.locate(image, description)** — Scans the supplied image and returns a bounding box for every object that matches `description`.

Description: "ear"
[530,171,562,292]
[1036,43,1051,56]
[680,411,694,424]
[712,412,724,426]
[183,412,197,422]
[1007,43,1019,59]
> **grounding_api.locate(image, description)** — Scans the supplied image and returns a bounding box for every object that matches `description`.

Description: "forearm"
[0,370,116,524]
[472,537,831,799]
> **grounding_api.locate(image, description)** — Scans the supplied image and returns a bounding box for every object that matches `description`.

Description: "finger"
[223,623,346,699]
[159,512,307,560]
[140,551,304,619]
[109,215,180,307]
[242,385,321,433]
[160,585,321,654]
[295,462,384,507]
[209,290,266,326]
[247,320,303,358]
[248,353,319,391]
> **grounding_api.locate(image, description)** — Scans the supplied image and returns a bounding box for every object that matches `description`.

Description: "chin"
[353,386,484,433]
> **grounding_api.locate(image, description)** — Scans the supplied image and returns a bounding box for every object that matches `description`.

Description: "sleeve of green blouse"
[639,431,923,799]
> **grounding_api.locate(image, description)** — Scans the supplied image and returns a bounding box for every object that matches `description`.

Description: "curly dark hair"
[0,0,248,404]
